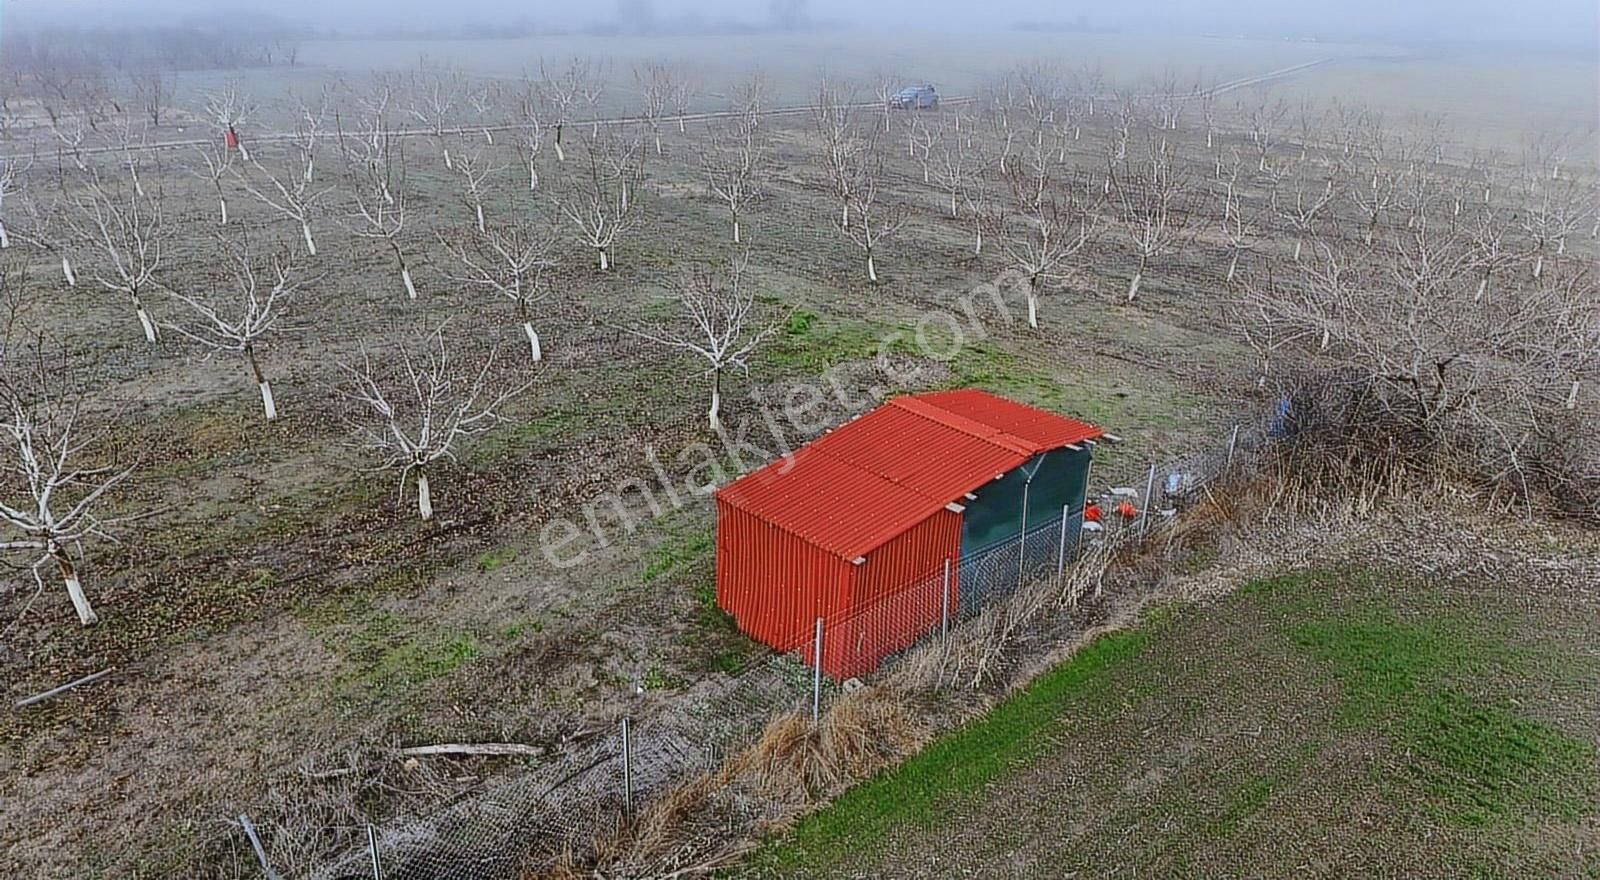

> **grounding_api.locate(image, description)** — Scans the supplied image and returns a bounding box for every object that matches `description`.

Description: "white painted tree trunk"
[60,558,97,626]
[841,201,850,229]
[1476,275,1489,301]
[0,220,9,249]
[62,256,76,287]
[1226,252,1239,282]
[416,471,433,521]
[1027,292,1037,329]
[1126,271,1142,302]
[1292,239,1302,262]
[475,203,485,233]
[655,132,662,155]
[529,162,539,191]
[522,321,542,362]
[302,221,317,256]
[238,142,251,162]
[402,267,417,300]
[732,217,741,244]
[598,248,609,271]
[974,227,983,256]
[443,147,453,170]
[219,197,228,225]
[1533,254,1544,278]
[136,305,157,342]
[866,253,877,283]
[708,383,721,430]
[1568,379,1580,410]
[259,380,277,420]
[678,117,686,133]
[1556,237,1566,256]
[553,140,566,162]
[305,155,315,183]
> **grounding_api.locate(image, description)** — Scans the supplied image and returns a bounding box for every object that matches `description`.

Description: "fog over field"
[0,0,1596,877]
[9,0,1600,45]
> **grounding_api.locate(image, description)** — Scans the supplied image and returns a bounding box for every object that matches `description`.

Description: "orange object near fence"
[1116,500,1138,519]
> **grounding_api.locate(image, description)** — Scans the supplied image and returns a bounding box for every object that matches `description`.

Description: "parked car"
[889,84,939,110]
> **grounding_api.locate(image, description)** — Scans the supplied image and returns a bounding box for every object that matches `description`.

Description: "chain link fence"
[243,419,1271,880]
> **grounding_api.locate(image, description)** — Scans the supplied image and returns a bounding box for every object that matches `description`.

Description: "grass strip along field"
[744,570,1600,879]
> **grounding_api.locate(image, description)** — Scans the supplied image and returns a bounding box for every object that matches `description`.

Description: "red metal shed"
[714,389,1103,678]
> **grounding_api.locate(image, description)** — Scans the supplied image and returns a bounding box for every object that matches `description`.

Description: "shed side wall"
[715,497,851,655]
[829,508,963,679]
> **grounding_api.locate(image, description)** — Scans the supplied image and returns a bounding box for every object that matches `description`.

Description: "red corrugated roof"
[716,390,1104,560]
[910,389,1104,450]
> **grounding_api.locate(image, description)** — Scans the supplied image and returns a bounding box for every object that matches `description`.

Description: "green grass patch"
[466,411,587,466]
[763,310,910,374]
[642,527,713,583]
[754,623,1154,869]
[1289,600,1596,825]
[477,547,518,572]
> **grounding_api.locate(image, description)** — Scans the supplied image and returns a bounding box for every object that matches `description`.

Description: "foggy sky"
[5,0,1598,47]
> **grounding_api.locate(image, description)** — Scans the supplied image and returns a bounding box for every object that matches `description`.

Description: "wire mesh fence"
[266,419,1273,880]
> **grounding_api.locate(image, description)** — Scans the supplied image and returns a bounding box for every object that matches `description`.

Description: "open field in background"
[0,26,1595,878]
[287,32,1595,152]
[749,550,1600,879]
[295,31,1387,95]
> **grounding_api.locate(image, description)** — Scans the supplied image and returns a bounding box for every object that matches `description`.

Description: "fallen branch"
[15,668,114,708]
[398,743,546,759]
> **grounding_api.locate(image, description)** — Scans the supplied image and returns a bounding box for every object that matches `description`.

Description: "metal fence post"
[811,616,824,725]
[621,717,633,814]
[940,558,952,637]
[1017,482,1030,587]
[238,814,281,880]
[1055,505,1070,576]
[1076,452,1097,558]
[366,824,382,880]
[1139,463,1157,537]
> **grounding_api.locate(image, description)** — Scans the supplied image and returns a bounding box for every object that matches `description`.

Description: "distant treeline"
[1011,19,1122,35]
[1,18,308,77]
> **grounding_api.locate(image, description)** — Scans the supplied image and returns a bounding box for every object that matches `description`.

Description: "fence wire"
[282,421,1271,880]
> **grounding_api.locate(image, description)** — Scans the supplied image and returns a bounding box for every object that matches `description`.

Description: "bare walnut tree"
[163,237,303,421]
[560,132,644,271]
[634,62,683,155]
[339,327,531,522]
[703,111,766,245]
[1112,138,1199,302]
[439,216,560,362]
[236,143,334,256]
[204,81,257,162]
[344,148,418,300]
[0,346,142,626]
[68,177,167,343]
[0,156,27,250]
[630,254,779,430]
[1001,164,1097,328]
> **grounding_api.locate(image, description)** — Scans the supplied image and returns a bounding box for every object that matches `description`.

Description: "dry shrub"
[1265,374,1600,524]
[746,685,930,804]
